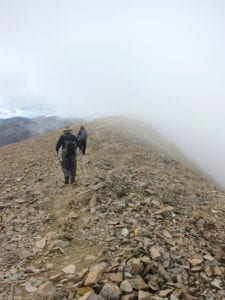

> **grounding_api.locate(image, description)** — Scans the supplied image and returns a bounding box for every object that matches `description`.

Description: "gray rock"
[100,283,122,300]
[35,281,56,299]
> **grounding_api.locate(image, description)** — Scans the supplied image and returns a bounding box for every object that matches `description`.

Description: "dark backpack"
[64,136,76,156]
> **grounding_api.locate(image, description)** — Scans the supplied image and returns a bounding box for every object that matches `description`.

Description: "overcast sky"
[0,0,225,187]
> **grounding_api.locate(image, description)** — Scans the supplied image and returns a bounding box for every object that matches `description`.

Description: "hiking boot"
[65,176,69,184]
[70,178,75,184]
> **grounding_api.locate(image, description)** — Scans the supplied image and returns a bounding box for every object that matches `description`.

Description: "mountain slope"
[0,117,225,299]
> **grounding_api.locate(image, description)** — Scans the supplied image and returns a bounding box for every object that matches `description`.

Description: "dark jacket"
[77,128,88,143]
[55,132,78,154]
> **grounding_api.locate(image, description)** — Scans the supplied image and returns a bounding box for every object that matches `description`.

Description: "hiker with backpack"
[55,127,78,184]
[77,126,88,155]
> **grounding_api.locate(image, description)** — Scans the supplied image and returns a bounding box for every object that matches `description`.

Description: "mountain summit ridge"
[0,117,225,299]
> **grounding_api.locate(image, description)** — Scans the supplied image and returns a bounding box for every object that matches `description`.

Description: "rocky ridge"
[0,118,225,300]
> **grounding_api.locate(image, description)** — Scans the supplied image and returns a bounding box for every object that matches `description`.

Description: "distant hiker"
[77,126,88,155]
[55,126,78,184]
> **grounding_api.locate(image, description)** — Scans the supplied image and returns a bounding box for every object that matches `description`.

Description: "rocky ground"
[0,118,225,300]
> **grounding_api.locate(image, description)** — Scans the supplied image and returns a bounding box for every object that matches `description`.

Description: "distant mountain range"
[0,116,82,147]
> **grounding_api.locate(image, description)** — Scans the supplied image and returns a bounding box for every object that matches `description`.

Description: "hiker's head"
[63,126,73,133]
[80,126,85,130]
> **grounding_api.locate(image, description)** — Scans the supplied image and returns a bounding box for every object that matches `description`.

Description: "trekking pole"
[56,153,62,165]
[78,150,84,177]
[55,153,62,186]
[81,154,85,176]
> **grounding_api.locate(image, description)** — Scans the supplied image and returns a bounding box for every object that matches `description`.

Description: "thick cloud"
[0,0,225,187]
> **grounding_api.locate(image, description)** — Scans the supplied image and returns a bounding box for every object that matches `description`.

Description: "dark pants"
[79,139,87,155]
[62,155,77,184]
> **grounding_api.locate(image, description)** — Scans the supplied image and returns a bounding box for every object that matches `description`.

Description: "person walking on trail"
[55,126,78,184]
[77,126,88,155]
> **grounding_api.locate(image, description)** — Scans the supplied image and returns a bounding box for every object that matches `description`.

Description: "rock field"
[0,118,225,300]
